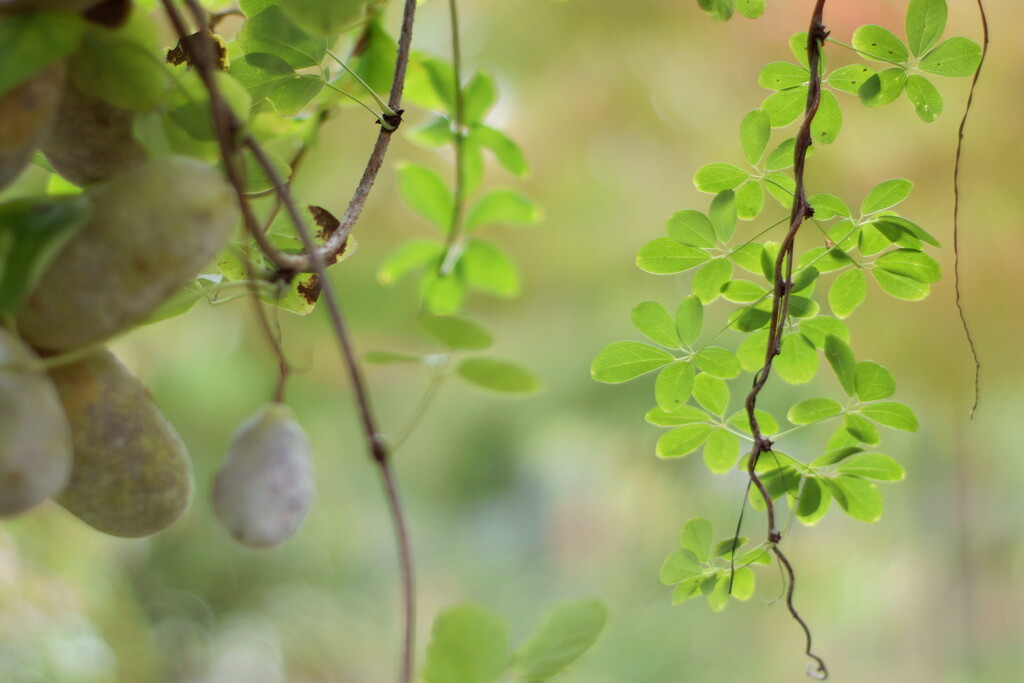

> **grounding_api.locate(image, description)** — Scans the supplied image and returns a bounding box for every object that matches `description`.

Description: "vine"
[593,0,982,677]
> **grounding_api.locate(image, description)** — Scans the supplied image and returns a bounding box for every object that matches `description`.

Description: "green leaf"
[459,239,520,298]
[266,74,322,115]
[693,163,749,193]
[645,404,711,427]
[697,0,734,22]
[859,68,907,107]
[708,191,738,242]
[462,70,497,126]
[655,361,696,412]
[824,476,883,522]
[409,116,454,147]
[736,0,765,20]
[727,409,779,436]
[0,195,91,317]
[844,413,881,445]
[854,360,895,401]
[364,351,422,364]
[397,163,453,232]
[860,402,919,432]
[470,126,528,176]
[660,548,703,585]
[632,301,681,348]
[457,357,539,394]
[824,335,856,396]
[657,423,714,459]
[0,12,85,97]
[859,223,892,257]
[919,37,982,78]
[812,90,842,145]
[236,6,329,69]
[837,453,906,481]
[828,269,867,318]
[680,517,714,562]
[906,0,948,57]
[789,32,813,71]
[736,329,769,372]
[827,427,861,451]
[872,268,930,300]
[692,258,733,304]
[420,270,465,315]
[71,21,169,111]
[729,242,763,275]
[775,333,819,385]
[377,239,443,285]
[675,296,703,346]
[826,64,876,95]
[693,347,740,379]
[345,19,396,93]
[591,341,674,383]
[861,179,913,215]
[812,446,862,468]
[757,62,808,91]
[421,603,510,683]
[905,74,944,122]
[418,314,492,350]
[739,109,771,165]
[799,316,850,347]
[703,428,740,475]
[873,215,941,247]
[875,248,941,284]
[787,398,842,425]
[666,210,716,248]
[514,600,607,682]
[852,25,910,63]
[278,0,366,37]
[464,190,538,230]
[671,579,703,605]
[761,88,806,127]
[404,53,454,110]
[735,181,765,221]
[796,477,831,525]
[763,171,796,205]
[166,70,252,142]
[703,572,731,612]
[713,537,748,559]
[692,373,729,416]
[636,238,710,274]
[721,280,768,303]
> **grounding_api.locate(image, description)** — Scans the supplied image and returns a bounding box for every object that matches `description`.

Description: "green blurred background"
[3,0,1023,681]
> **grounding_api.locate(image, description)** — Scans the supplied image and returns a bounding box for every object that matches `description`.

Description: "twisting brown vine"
[159,1,421,680]
[740,0,829,678]
[952,0,989,418]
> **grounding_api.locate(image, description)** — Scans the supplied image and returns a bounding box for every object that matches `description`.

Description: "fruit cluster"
[0,0,314,547]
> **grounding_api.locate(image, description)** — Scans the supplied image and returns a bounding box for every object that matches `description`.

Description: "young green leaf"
[591,341,674,383]
[740,109,771,165]
[836,453,905,481]
[906,0,948,57]
[636,238,711,274]
[828,268,867,318]
[675,296,703,346]
[905,74,944,122]
[860,402,919,431]
[728,242,764,275]
[693,347,741,379]
[861,179,913,215]
[397,163,454,231]
[763,171,796,205]
[702,428,740,475]
[851,25,910,63]
[514,600,608,682]
[671,579,703,605]
[655,361,696,412]
[727,409,779,436]
[421,603,510,683]
[919,37,982,78]
[736,0,765,20]
[843,413,881,445]
[826,64,876,95]
[693,163,749,193]
[680,517,714,562]
[462,70,497,126]
[692,373,729,416]
[787,397,842,425]
[811,446,862,468]
[660,548,703,585]
[824,335,856,396]
[721,280,768,303]
[795,477,831,525]
[377,239,443,285]
[418,314,492,350]
[736,329,770,372]
[764,138,797,171]
[859,68,907,107]
[854,360,896,401]
[632,301,681,348]
[823,476,883,523]
[657,424,715,459]
[457,357,540,393]
[469,126,529,176]
[735,181,765,221]
[409,116,454,147]
[775,333,819,385]
[872,268,930,300]
[465,190,539,230]
[645,404,711,427]
[666,210,716,248]
[697,0,734,22]
[811,90,842,145]
[237,6,329,69]
[364,351,423,364]
[758,62,808,91]
[692,258,733,304]
[875,248,941,283]
[460,239,520,298]
[799,316,850,347]
[708,191,738,241]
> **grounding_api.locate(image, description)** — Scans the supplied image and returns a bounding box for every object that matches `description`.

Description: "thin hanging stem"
[439,0,467,276]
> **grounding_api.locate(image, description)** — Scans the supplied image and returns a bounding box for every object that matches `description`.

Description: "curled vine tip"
[807,660,828,680]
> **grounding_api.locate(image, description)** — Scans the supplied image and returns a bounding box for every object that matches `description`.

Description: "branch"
[740,0,829,678]
[953,0,989,418]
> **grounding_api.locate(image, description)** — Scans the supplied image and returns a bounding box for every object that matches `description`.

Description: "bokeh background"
[3,0,1023,681]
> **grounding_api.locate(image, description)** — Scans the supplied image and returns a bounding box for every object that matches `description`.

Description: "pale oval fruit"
[0,327,73,517]
[39,80,146,186]
[212,403,315,549]
[0,62,65,192]
[16,155,238,352]
[48,349,193,537]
